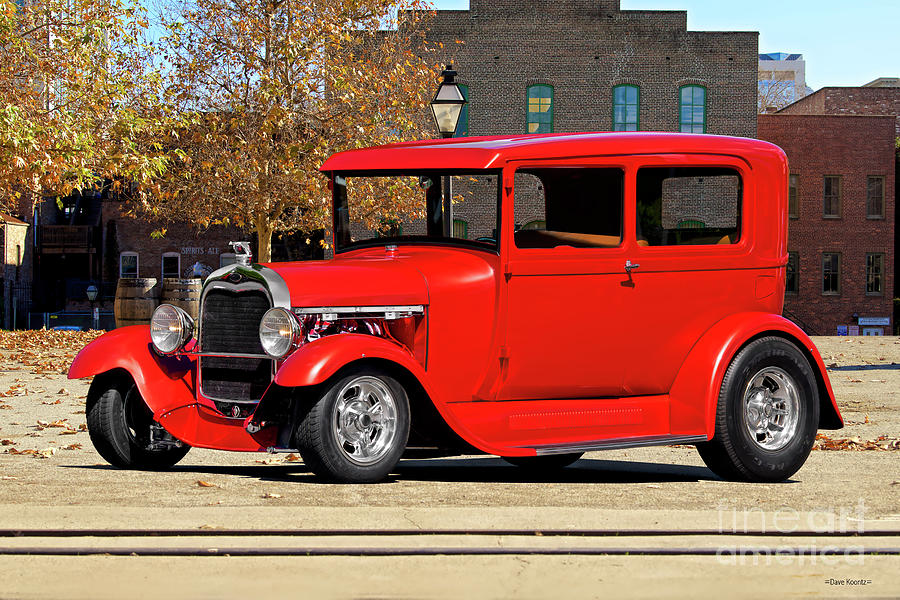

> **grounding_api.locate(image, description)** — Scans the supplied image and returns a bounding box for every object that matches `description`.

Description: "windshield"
[333,171,501,253]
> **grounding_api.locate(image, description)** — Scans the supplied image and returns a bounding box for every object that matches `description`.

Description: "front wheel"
[697,337,819,482]
[294,367,410,483]
[86,374,191,469]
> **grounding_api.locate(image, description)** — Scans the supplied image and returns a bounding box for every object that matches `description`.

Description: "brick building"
[427,0,758,138]
[778,84,900,137]
[758,114,896,335]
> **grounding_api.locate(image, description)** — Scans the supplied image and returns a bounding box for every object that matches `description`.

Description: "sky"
[431,0,899,90]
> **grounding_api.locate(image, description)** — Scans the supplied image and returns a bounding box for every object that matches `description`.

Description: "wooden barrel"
[114,278,160,328]
[160,278,202,320]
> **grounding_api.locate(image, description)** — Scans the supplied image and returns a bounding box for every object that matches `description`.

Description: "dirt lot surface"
[0,332,898,599]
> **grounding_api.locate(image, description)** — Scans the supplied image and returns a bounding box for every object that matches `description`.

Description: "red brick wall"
[779,87,900,137]
[758,114,896,335]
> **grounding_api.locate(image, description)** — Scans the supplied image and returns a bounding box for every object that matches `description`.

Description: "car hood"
[264,255,430,308]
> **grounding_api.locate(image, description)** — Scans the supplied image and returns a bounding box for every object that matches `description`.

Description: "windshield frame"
[331,169,503,255]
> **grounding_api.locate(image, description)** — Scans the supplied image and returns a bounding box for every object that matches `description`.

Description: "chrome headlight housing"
[259,307,301,358]
[150,304,194,355]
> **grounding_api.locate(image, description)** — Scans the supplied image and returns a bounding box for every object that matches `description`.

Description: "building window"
[866,253,884,296]
[678,85,706,133]
[219,253,236,268]
[526,85,553,134]
[452,219,468,239]
[823,175,841,218]
[822,252,840,295]
[786,251,798,294]
[161,252,181,279]
[788,174,799,218]
[120,252,138,279]
[612,85,639,131]
[867,176,884,219]
[455,84,469,137]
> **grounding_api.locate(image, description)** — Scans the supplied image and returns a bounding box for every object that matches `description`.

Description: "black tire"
[294,366,410,483]
[697,337,819,482]
[86,373,190,469]
[503,453,583,470]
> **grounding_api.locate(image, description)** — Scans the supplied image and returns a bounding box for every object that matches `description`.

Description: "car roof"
[319,132,785,172]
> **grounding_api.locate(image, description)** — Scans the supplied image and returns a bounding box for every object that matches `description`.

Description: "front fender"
[274,334,427,388]
[274,334,518,456]
[68,326,198,418]
[668,312,841,439]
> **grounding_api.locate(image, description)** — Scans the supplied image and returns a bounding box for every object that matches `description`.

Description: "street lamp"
[86,284,99,330]
[429,65,467,236]
[430,64,467,139]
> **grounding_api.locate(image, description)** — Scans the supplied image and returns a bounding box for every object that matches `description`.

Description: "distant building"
[758,112,896,335]
[778,84,900,137]
[863,78,900,88]
[0,213,30,328]
[758,52,811,113]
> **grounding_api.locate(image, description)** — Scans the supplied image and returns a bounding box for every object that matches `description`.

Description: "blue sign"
[858,317,890,326]
[836,325,848,336]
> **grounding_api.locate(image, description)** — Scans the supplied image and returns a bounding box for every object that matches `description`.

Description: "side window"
[120,252,138,278]
[526,85,553,134]
[636,167,741,246]
[514,168,623,249]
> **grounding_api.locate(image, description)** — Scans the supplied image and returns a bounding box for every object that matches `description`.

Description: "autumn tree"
[0,0,166,213]
[146,0,437,262]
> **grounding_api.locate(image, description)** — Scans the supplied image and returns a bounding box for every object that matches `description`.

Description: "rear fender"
[669,312,842,439]
[68,326,198,418]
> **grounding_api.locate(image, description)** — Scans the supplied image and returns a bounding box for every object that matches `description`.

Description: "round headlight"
[259,307,300,358]
[150,304,194,354]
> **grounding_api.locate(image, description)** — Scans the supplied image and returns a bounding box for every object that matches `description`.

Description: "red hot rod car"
[69,132,842,483]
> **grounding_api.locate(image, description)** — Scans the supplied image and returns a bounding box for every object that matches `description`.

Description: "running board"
[526,434,708,456]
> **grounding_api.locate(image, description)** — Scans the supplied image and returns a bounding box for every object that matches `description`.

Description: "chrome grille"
[199,287,273,404]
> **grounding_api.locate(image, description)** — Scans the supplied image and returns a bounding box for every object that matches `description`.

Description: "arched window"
[455,84,469,137]
[161,252,181,279]
[526,85,553,133]
[612,85,639,131]
[120,252,138,278]
[679,85,706,133]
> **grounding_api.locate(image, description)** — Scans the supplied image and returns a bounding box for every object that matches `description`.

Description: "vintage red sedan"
[69,132,842,482]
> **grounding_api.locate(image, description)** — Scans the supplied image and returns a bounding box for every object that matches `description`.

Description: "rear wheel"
[503,453,583,471]
[294,367,410,483]
[86,374,190,469]
[697,337,819,482]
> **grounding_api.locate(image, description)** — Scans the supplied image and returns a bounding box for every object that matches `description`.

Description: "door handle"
[625,260,640,273]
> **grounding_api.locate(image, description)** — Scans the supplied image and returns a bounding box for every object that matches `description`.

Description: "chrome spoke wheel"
[332,376,398,466]
[742,366,800,451]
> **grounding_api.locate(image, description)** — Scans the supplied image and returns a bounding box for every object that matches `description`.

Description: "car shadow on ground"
[63,457,732,485]
[827,364,900,371]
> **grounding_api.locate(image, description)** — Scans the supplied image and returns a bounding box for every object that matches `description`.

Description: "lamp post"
[86,284,99,330]
[429,64,467,236]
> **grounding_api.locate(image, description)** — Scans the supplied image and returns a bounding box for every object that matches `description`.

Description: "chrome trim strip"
[526,434,708,456]
[182,351,270,359]
[293,305,425,318]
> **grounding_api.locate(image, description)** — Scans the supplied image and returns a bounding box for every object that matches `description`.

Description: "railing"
[40,225,94,248]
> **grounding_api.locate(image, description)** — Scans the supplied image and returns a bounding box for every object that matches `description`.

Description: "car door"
[499,160,633,400]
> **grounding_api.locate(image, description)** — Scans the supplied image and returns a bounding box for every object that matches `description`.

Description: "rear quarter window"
[636,167,741,246]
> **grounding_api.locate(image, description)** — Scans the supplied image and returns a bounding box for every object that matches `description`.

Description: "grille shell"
[199,286,274,404]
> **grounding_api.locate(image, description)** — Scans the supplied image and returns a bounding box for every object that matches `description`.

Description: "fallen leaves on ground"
[0,330,104,374]
[4,447,56,458]
[813,433,900,451]
[61,443,82,450]
[196,480,217,488]
[261,492,282,499]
